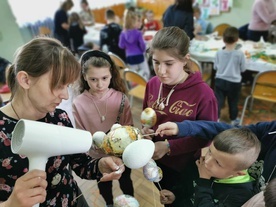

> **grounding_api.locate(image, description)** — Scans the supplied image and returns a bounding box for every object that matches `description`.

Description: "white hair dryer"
[11,119,92,207]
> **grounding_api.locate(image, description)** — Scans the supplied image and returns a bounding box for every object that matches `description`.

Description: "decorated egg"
[92,131,105,148]
[111,123,122,131]
[145,159,157,168]
[140,107,157,128]
[123,139,155,169]
[143,159,163,182]
[153,167,163,182]
[114,194,139,207]
[102,126,142,156]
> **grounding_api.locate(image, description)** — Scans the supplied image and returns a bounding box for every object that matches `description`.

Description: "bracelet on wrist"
[165,139,171,156]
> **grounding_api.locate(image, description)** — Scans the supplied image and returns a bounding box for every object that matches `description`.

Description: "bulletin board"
[195,0,233,19]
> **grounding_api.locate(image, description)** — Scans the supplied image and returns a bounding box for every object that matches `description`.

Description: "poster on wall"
[195,0,233,19]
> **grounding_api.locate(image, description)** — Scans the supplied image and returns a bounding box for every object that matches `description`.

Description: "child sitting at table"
[159,127,261,207]
[68,12,87,56]
[100,9,126,61]
[144,10,160,31]
[268,19,276,44]
[214,26,246,126]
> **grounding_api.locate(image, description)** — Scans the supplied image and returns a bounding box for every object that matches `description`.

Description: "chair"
[240,70,276,125]
[190,57,202,73]
[39,26,52,36]
[123,68,147,107]
[108,52,127,78]
[213,23,231,36]
[190,57,211,83]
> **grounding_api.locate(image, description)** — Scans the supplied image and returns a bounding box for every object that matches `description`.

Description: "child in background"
[119,9,150,80]
[214,26,246,126]
[79,0,95,26]
[193,6,212,37]
[100,9,126,61]
[142,26,218,207]
[158,127,261,207]
[72,50,134,207]
[268,19,276,43]
[144,10,160,31]
[68,12,87,56]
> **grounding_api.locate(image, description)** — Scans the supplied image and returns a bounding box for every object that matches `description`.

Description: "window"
[8,0,127,27]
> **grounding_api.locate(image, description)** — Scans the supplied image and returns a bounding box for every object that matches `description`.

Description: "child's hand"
[160,189,175,204]
[141,127,155,140]
[196,156,212,179]
[152,141,169,160]
[155,122,179,137]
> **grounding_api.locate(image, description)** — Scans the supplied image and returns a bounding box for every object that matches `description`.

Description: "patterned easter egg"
[101,126,142,156]
[114,194,139,207]
[140,107,157,128]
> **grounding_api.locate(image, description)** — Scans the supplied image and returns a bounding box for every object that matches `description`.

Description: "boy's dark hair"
[264,178,276,207]
[223,26,239,44]
[213,128,261,170]
[105,9,115,20]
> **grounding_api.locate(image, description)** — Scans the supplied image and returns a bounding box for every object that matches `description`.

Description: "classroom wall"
[0,0,25,62]
[208,0,253,28]
[137,0,253,28]
[0,0,254,62]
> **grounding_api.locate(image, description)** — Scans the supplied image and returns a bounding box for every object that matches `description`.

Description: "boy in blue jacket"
[156,120,276,182]
[157,126,263,207]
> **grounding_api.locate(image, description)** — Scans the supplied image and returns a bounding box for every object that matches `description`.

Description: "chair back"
[251,70,276,101]
[240,70,276,125]
[108,52,127,69]
[123,69,147,89]
[123,69,147,106]
[108,52,127,78]
[190,57,202,73]
[206,22,214,34]
[213,23,231,36]
[39,26,51,36]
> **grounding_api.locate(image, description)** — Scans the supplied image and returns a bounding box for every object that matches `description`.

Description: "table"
[190,36,276,88]
[190,37,276,72]
[83,23,105,46]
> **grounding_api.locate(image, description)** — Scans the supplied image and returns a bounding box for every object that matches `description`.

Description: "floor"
[61,82,276,207]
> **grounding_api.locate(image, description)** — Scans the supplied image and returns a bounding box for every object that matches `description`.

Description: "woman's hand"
[155,122,179,137]
[3,170,47,207]
[160,189,175,205]
[98,156,125,181]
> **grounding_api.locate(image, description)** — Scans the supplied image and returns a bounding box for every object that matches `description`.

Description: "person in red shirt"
[144,10,160,31]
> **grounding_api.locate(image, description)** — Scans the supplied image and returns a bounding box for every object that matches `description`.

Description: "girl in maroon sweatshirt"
[143,26,218,207]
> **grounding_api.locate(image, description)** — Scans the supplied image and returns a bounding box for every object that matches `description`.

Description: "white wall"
[0,0,253,62]
[208,0,253,28]
[0,0,25,62]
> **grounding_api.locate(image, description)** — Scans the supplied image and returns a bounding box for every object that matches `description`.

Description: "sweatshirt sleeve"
[194,178,217,207]
[118,33,125,49]
[194,179,251,207]
[255,1,276,24]
[240,51,246,73]
[176,120,233,139]
[138,32,146,52]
